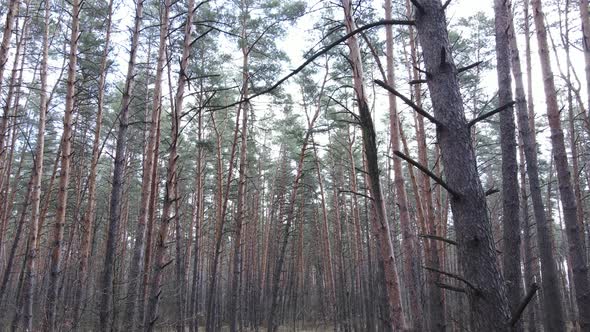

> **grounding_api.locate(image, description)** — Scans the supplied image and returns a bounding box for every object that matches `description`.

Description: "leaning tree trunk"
[531,0,590,329]
[341,0,406,330]
[45,0,80,328]
[493,0,523,328]
[411,1,510,330]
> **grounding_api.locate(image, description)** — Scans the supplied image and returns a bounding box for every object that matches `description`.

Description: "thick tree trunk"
[412,1,510,330]
[493,0,523,328]
[531,0,590,329]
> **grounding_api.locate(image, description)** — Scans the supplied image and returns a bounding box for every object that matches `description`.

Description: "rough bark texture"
[531,0,590,329]
[342,0,406,329]
[413,1,510,330]
[493,0,523,327]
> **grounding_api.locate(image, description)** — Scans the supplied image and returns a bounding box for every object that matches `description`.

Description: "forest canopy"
[0,0,588,331]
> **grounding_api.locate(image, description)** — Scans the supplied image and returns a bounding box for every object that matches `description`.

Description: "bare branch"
[508,283,540,327]
[468,101,516,128]
[213,19,415,112]
[424,266,478,292]
[436,282,466,293]
[374,79,442,127]
[391,150,459,198]
[419,234,458,246]
[442,0,452,10]
[339,189,373,201]
[458,61,483,73]
[409,79,427,85]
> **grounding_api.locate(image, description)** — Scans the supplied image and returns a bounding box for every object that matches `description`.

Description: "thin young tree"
[144,0,193,328]
[45,0,80,328]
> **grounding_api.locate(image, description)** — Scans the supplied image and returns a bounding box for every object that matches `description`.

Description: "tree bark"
[73,0,113,325]
[144,0,190,328]
[493,1,523,329]
[384,1,422,329]
[45,0,80,328]
[341,0,406,329]
[100,0,143,329]
[412,1,510,329]
[531,0,590,329]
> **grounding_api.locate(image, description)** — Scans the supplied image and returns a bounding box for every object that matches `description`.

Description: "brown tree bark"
[21,0,50,326]
[45,0,80,327]
[531,0,590,329]
[144,0,191,328]
[384,1,422,329]
[229,6,252,328]
[0,0,19,113]
[412,1,510,329]
[342,0,406,329]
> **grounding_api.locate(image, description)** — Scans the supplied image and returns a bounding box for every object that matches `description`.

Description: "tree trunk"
[341,0,406,329]
[579,0,590,120]
[21,0,50,327]
[384,1,422,329]
[100,0,143,329]
[412,1,510,329]
[144,0,190,328]
[73,0,113,325]
[45,0,80,327]
[531,1,590,329]
[493,0,523,328]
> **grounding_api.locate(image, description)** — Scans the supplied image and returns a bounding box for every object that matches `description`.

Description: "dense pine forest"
[0,0,589,330]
